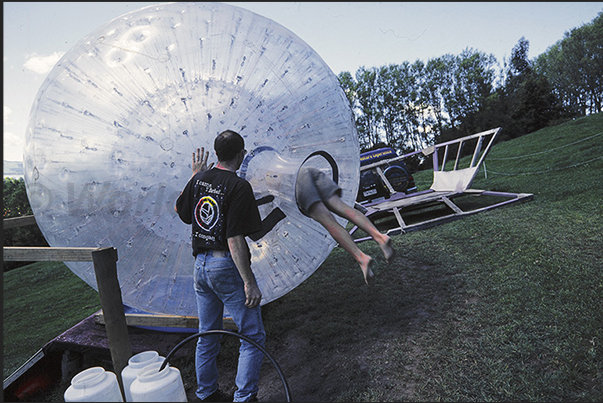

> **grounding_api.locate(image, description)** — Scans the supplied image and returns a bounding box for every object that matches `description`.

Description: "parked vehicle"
[357,147,417,203]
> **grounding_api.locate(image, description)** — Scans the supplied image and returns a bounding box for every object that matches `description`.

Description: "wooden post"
[3,215,37,229]
[91,247,131,395]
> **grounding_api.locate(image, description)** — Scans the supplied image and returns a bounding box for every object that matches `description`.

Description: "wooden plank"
[91,247,130,392]
[95,313,198,329]
[2,348,45,390]
[3,215,37,229]
[94,312,238,331]
[3,247,110,262]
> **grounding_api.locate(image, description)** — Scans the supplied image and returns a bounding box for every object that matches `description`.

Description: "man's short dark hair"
[214,130,244,161]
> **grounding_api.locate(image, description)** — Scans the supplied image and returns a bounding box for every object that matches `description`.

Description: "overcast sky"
[4,2,602,164]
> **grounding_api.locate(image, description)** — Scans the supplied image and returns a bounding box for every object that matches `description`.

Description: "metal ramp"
[350,128,534,242]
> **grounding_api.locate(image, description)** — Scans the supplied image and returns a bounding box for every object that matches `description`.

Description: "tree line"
[337,11,603,159]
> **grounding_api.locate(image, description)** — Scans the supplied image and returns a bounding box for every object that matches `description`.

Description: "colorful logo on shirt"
[195,196,219,232]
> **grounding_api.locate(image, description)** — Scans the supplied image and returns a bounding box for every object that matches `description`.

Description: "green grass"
[3,113,603,401]
[3,262,101,379]
[390,202,602,401]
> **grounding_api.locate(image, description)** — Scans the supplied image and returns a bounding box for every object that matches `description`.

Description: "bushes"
[3,177,48,271]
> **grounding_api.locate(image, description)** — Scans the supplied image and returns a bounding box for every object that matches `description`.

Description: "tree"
[513,75,565,134]
[3,178,48,271]
[422,55,455,138]
[535,12,603,116]
[337,71,358,111]
[377,62,421,152]
[454,48,497,135]
[498,37,565,136]
[508,36,532,79]
[354,66,382,149]
[376,64,400,148]
[407,60,436,152]
[4,177,32,218]
[436,49,498,141]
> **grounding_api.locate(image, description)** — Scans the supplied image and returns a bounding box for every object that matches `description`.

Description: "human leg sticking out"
[307,195,395,286]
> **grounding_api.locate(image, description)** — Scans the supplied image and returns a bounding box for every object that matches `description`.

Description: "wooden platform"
[3,312,198,401]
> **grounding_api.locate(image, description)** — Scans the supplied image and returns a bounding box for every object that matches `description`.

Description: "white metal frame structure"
[350,128,534,242]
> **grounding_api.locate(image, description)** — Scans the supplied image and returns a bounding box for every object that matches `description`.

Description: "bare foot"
[360,256,375,286]
[380,236,396,264]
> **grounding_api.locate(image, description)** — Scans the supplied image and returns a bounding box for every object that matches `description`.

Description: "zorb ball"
[23,2,359,316]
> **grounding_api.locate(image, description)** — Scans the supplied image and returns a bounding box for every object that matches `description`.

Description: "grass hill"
[3,113,603,401]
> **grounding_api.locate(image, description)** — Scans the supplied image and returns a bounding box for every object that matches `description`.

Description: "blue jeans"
[194,251,266,402]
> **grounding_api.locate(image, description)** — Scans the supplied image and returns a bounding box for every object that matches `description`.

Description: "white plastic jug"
[121,351,165,402]
[129,362,187,402]
[64,366,124,402]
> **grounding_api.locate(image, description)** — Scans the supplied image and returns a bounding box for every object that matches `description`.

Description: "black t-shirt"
[176,168,262,256]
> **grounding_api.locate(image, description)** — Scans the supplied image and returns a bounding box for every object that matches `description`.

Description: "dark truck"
[357,147,417,203]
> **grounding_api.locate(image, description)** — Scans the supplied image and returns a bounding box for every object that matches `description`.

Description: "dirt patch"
[171,253,461,402]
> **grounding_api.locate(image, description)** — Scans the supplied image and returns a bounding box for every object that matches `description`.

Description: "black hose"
[159,330,292,402]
